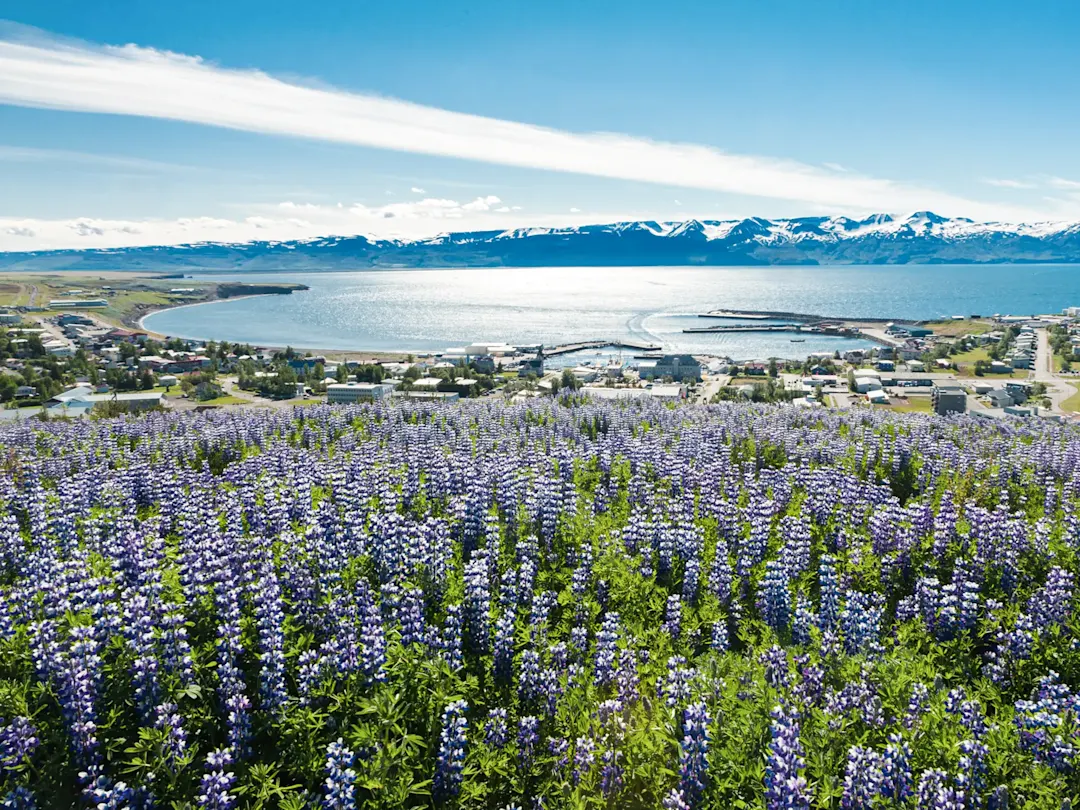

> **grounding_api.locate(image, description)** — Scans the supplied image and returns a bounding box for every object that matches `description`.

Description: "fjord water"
[142,264,1080,358]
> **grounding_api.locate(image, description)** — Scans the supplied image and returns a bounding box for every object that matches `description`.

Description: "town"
[2,296,1080,421]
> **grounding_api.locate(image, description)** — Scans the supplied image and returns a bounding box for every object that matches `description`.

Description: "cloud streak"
[0,29,1042,221]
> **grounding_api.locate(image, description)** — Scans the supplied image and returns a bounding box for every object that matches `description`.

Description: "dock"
[544,339,662,356]
[698,308,923,325]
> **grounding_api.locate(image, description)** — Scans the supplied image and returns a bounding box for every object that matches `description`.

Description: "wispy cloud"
[0,28,1044,221]
[1046,176,1080,190]
[0,144,197,173]
[982,177,1037,189]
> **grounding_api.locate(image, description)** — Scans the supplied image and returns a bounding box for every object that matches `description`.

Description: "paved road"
[1033,327,1075,415]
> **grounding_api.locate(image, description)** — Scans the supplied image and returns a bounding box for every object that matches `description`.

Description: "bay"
[141,264,1080,360]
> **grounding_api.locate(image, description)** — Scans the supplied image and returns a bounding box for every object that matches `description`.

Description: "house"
[853,376,882,394]
[643,383,686,400]
[49,299,108,309]
[989,360,1012,374]
[638,354,703,382]
[570,366,599,383]
[986,389,1014,408]
[14,385,36,398]
[932,385,967,415]
[518,357,545,377]
[866,389,889,405]
[907,360,926,372]
[326,382,394,403]
[876,359,895,372]
[472,355,497,374]
[0,312,21,325]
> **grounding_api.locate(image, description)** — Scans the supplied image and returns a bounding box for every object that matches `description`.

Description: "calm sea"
[142,265,1080,361]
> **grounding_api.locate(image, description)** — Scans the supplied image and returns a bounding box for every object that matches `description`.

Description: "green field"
[886,396,934,413]
[923,318,994,336]
[1062,382,1080,413]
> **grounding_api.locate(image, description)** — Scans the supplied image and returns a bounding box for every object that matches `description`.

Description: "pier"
[544,339,662,356]
[697,308,922,324]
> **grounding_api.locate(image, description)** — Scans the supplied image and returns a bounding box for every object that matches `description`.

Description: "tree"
[560,368,581,391]
[767,358,778,378]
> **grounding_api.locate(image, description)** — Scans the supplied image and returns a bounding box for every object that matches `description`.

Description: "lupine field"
[2,398,1080,809]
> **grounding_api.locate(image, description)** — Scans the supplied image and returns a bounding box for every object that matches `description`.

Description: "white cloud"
[1046,176,1080,190]
[410,187,426,194]
[0,193,586,250]
[0,144,195,173]
[0,30,1043,221]
[982,178,1037,189]
[569,207,581,213]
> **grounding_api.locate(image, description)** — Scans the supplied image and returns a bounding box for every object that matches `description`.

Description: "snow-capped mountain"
[4,212,1080,271]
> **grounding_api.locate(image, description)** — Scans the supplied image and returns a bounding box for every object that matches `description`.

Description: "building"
[48,299,108,309]
[986,389,1014,408]
[14,385,36,398]
[932,385,967,415]
[326,382,394,403]
[638,354,702,382]
[0,312,20,325]
[876,359,895,372]
[472,355,496,374]
[866,389,889,405]
[853,376,882,394]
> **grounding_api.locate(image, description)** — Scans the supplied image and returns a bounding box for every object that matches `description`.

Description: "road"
[1033,327,1075,415]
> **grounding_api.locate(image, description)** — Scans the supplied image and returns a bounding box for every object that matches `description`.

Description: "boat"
[790,338,806,343]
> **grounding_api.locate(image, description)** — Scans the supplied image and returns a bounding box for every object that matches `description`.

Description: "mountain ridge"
[4,211,1080,271]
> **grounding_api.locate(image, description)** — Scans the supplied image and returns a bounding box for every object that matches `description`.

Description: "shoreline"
[134,293,277,332]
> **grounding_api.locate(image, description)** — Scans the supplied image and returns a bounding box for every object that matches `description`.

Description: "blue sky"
[2,0,1080,249]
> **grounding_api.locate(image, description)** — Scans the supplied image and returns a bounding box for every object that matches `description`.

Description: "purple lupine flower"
[662,789,691,810]
[434,700,468,802]
[519,649,542,707]
[881,734,913,802]
[197,748,236,809]
[594,612,620,687]
[572,737,595,785]
[484,708,509,748]
[1027,567,1074,630]
[663,594,683,640]
[1,786,36,809]
[818,554,841,630]
[658,656,697,709]
[678,702,709,807]
[761,646,790,691]
[441,606,463,671]
[153,703,187,765]
[840,746,882,810]
[915,769,949,810]
[758,561,791,633]
[517,716,540,770]
[764,704,810,810]
[494,612,515,684]
[905,682,930,729]
[323,738,357,810]
[599,748,623,798]
[710,619,728,652]
[0,718,38,771]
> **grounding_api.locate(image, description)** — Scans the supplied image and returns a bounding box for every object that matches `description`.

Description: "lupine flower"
[518,716,540,770]
[764,704,810,810]
[323,738,357,810]
[434,700,468,802]
[197,748,236,809]
[678,702,709,807]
